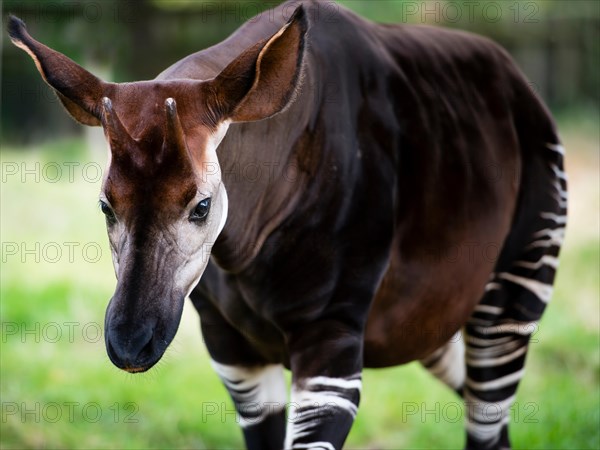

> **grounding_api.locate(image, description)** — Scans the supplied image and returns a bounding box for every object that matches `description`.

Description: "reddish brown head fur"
[7,8,308,371]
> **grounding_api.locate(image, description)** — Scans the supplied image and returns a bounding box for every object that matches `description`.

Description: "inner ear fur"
[211,5,309,123]
[8,15,104,126]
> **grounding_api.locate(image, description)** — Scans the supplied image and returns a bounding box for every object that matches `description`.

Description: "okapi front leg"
[210,362,287,450]
[285,323,363,450]
[286,373,362,450]
[193,289,288,450]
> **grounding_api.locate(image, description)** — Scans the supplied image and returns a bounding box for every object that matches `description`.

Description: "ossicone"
[101,97,136,152]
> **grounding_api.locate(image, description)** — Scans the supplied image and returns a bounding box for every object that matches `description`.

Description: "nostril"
[134,326,154,351]
[106,324,155,368]
[138,334,155,359]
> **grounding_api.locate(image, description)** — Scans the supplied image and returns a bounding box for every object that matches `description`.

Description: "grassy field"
[1,117,598,449]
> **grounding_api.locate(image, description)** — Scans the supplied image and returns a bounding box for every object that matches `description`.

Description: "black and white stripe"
[210,361,287,428]
[463,142,566,448]
[285,374,362,449]
[421,330,465,393]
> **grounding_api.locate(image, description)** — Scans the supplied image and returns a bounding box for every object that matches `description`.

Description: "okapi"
[8,1,566,448]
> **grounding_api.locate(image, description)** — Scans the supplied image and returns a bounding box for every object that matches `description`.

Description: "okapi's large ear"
[7,15,104,126]
[210,5,308,123]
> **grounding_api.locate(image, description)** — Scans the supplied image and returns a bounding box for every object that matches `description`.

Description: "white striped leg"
[211,361,287,427]
[420,330,465,394]
[464,270,553,447]
[465,278,541,450]
[464,271,550,449]
[461,142,567,449]
[464,325,530,450]
[211,361,287,449]
[284,374,362,450]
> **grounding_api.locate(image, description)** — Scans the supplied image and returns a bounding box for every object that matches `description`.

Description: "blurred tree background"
[1,0,598,144]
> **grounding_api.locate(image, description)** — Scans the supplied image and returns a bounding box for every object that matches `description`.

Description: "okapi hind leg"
[420,330,466,396]
[464,285,538,450]
[463,142,567,450]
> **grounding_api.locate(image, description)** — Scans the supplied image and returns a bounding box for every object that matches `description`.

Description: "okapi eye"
[190,198,211,223]
[99,200,116,225]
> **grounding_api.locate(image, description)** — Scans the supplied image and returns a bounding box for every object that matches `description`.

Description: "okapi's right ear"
[7,15,104,126]
[209,5,309,123]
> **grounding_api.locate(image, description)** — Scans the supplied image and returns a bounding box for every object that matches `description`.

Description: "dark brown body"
[171,2,535,369]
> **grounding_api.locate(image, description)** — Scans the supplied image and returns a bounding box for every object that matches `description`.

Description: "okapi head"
[8,8,308,372]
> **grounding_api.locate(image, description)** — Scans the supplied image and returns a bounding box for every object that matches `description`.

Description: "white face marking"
[102,121,231,301]
[170,121,230,296]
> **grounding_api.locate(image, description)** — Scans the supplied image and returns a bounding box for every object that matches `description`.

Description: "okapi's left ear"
[7,15,104,126]
[210,6,308,123]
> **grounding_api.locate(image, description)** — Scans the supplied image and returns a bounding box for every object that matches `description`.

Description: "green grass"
[1,126,598,449]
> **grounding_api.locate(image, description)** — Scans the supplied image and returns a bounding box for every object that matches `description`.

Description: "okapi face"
[97,92,231,372]
[8,8,307,372]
